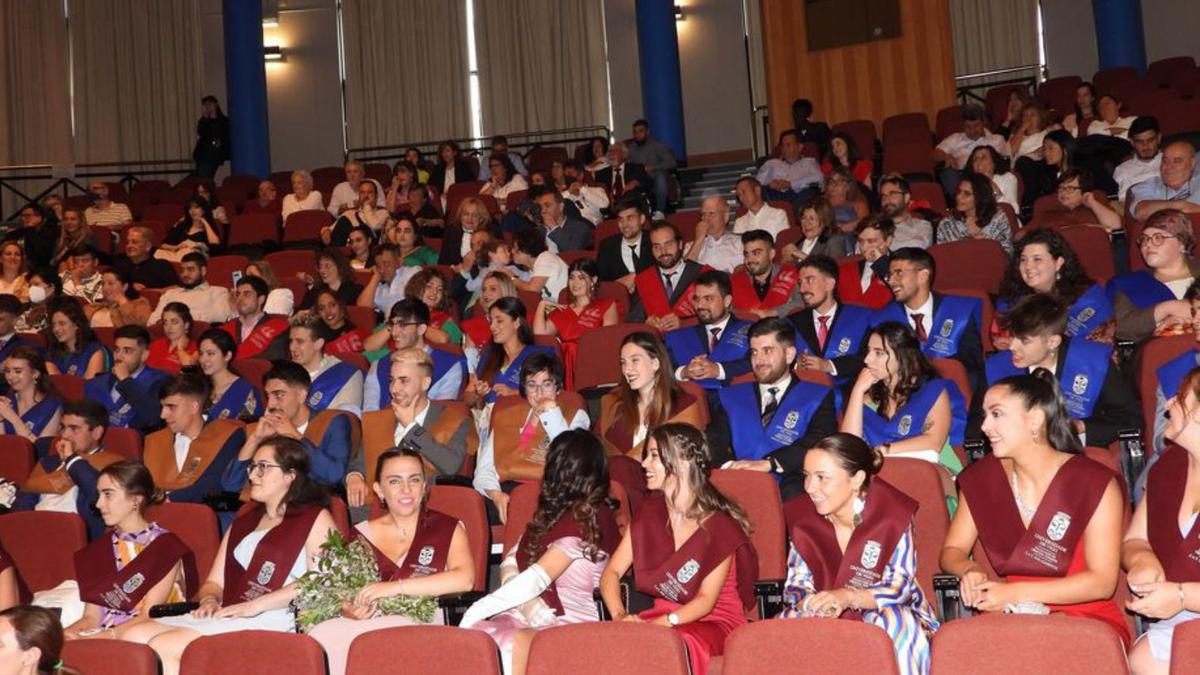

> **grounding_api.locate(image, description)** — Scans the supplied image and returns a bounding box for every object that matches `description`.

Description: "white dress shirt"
[758,373,793,415]
[733,204,790,239]
[905,294,935,339]
[620,237,642,274]
[473,406,590,495]
[394,400,432,445]
[327,179,386,216]
[692,232,743,273]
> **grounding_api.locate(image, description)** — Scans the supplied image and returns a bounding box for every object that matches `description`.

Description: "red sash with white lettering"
[324,328,369,356]
[731,266,799,312]
[958,454,1112,577]
[634,266,703,319]
[73,532,198,612]
[784,479,917,620]
[222,504,322,604]
[223,316,290,360]
[515,505,620,615]
[1147,446,1200,582]
[549,299,614,390]
[360,508,458,581]
[631,493,758,609]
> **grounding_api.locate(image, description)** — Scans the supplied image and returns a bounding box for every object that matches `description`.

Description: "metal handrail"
[0,158,194,221]
[351,125,611,164]
[954,63,1046,82]
[751,105,770,160]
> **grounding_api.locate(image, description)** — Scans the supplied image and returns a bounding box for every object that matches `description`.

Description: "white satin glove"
[459,564,553,629]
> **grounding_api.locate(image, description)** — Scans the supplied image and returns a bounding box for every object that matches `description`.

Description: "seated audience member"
[324,179,390,247]
[310,448,476,675]
[788,255,871,385]
[45,300,108,378]
[43,193,64,220]
[711,318,837,499]
[157,198,222,262]
[480,154,529,208]
[404,146,431,182]
[732,176,790,239]
[0,346,62,440]
[384,160,429,215]
[780,433,939,675]
[223,361,354,494]
[241,180,282,218]
[1015,129,1076,213]
[560,161,609,225]
[836,216,895,310]
[878,175,933,250]
[82,180,133,228]
[313,288,370,357]
[1031,170,1121,232]
[936,174,1014,255]
[687,195,742,274]
[122,437,335,674]
[791,97,833,150]
[146,302,198,374]
[874,247,984,394]
[825,167,868,236]
[967,145,1020,213]
[780,197,847,263]
[281,169,324,221]
[2,606,74,670]
[533,187,592,253]
[596,195,654,289]
[1107,209,1200,342]
[245,261,294,316]
[390,215,438,267]
[464,240,529,306]
[627,221,708,328]
[935,104,1010,200]
[841,322,966,480]
[1152,282,1200,458]
[1087,93,1137,138]
[146,253,234,325]
[61,246,103,305]
[82,325,168,432]
[358,243,417,318]
[983,294,1140,449]
[583,136,611,173]
[940,372,1129,645]
[533,258,618,390]
[197,328,262,422]
[87,268,152,328]
[403,184,445,237]
[665,270,751,390]
[600,424,758,675]
[64,461,196,639]
[473,353,588,522]
[112,226,181,290]
[1129,140,1200,221]
[0,241,28,301]
[220,275,290,361]
[364,300,467,408]
[1007,102,1056,161]
[821,130,873,187]
[625,119,677,214]
[0,546,13,610]
[462,431,618,675]
[140,373,245,504]
[1062,82,1099,137]
[289,313,365,418]
[1122,369,1200,675]
[190,180,227,226]
[431,140,475,196]
[298,248,364,311]
[7,202,58,271]
[402,268,462,345]
[757,129,823,208]
[1113,117,1162,202]
[460,271,518,349]
[18,268,62,334]
[16,401,121,537]
[327,160,386,216]
[346,225,374,270]
[439,196,500,267]
[53,206,98,268]
[0,295,37,364]
[996,228,1113,345]
[731,230,804,318]
[511,228,569,300]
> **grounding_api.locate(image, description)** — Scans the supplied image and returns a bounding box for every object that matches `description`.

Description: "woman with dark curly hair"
[461,430,620,675]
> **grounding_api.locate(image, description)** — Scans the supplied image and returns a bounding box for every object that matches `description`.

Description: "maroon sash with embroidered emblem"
[514,504,620,615]
[222,504,322,603]
[1147,446,1200,582]
[359,508,458,581]
[73,531,197,612]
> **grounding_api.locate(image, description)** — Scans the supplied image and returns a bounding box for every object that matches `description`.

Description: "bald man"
[1130,140,1200,221]
[687,195,742,273]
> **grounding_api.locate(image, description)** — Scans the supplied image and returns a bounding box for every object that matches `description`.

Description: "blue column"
[222,0,271,177]
[635,0,686,162]
[1092,0,1147,73]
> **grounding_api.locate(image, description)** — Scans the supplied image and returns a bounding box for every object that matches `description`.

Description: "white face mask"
[28,285,47,304]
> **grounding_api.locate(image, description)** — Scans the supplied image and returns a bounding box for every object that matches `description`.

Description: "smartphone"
[231,270,243,285]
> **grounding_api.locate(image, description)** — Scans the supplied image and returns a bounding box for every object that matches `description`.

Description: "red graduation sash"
[515,505,620,615]
[1146,446,1200,582]
[223,316,290,360]
[730,266,799,312]
[324,328,369,356]
[222,503,322,604]
[958,454,1112,577]
[360,508,458,581]
[634,266,702,319]
[631,493,758,610]
[74,531,198,612]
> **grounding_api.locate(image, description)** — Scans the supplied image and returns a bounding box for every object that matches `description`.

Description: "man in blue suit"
[665,270,752,390]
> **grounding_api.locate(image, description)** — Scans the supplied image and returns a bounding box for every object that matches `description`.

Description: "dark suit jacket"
[544,217,594,253]
[627,260,706,323]
[430,160,475,192]
[596,162,651,201]
[597,232,654,282]
[788,305,866,380]
[438,222,503,265]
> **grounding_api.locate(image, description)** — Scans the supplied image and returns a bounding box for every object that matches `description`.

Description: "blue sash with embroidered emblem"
[664,320,751,389]
[210,378,261,421]
[307,361,360,412]
[718,380,831,471]
[83,367,170,428]
[861,378,967,447]
[1106,270,1177,308]
[873,295,980,359]
[1158,348,1200,402]
[986,340,1111,419]
[0,395,63,436]
[476,344,555,404]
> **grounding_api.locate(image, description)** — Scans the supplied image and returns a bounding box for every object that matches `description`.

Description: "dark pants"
[193,158,222,178]
[762,185,820,213]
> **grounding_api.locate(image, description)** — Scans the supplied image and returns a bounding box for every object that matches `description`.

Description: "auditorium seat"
[205,254,251,289]
[363,162,391,186]
[427,485,490,592]
[226,212,280,248]
[526,623,690,675]
[710,469,786,618]
[677,380,711,428]
[0,435,33,484]
[1171,618,1200,674]
[504,189,528,214]
[63,639,159,675]
[146,501,221,583]
[89,225,115,256]
[773,227,805,260]
[1036,76,1083,117]
[0,511,86,592]
[1127,88,1179,118]
[499,478,631,558]
[833,120,879,161]
[231,358,272,399]
[1148,56,1196,89]
[984,84,1027,131]
[721,619,901,675]
[930,613,1127,675]
[347,625,500,675]
[929,239,1007,295]
[931,358,974,411]
[666,210,701,242]
[180,631,326,675]
[878,457,950,596]
[140,203,184,226]
[1168,66,1200,100]
[1092,66,1140,95]
[573,323,657,391]
[1135,333,1194,448]
[102,427,143,460]
[882,112,932,148]
[881,140,936,179]
[264,248,318,281]
[1055,225,1116,283]
[909,181,947,214]
[50,374,85,402]
[1157,97,1200,137]
[592,217,622,250]
[557,280,630,321]
[527,146,569,173]
[934,105,965,142]
[282,209,334,245]
[445,182,488,223]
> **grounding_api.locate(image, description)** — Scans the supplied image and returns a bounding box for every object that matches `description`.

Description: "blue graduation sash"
[1106,270,1176,308]
[872,295,981,359]
[818,305,872,361]
[1065,284,1114,338]
[307,361,361,413]
[209,378,261,421]
[985,339,1111,419]
[861,378,967,447]
[377,347,468,407]
[718,380,832,465]
[83,367,170,428]
[1,395,63,436]
[0,335,43,363]
[664,320,751,390]
[476,344,555,404]
[1158,348,1200,403]
[52,341,108,376]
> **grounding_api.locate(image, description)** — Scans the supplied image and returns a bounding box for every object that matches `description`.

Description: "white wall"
[1042,0,1200,82]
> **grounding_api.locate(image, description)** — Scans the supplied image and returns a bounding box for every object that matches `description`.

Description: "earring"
[852,492,866,527]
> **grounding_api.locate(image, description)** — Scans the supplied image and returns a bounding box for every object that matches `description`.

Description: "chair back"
[179,631,326,675]
[878,458,950,597]
[722,619,901,675]
[930,613,1128,675]
[63,640,159,675]
[0,512,87,592]
[427,484,490,592]
[526,623,689,675]
[710,469,786,580]
[146,502,221,585]
[347,625,500,675]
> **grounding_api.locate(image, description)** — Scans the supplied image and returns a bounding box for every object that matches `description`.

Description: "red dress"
[639,559,747,675]
[548,299,615,390]
[145,338,198,374]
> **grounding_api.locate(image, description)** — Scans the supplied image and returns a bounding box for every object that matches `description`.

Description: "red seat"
[1127,88,1179,118]
[930,613,1127,675]
[592,217,624,250]
[941,287,995,353]
[559,249,597,266]
[50,374,85,402]
[226,213,279,248]
[527,146,569,173]
[833,119,878,160]
[180,631,326,675]
[231,359,272,400]
[878,458,950,597]
[500,477,631,557]
[344,304,378,332]
[710,469,785,615]
[347,625,500,675]
[63,640,158,675]
[1158,97,1200,137]
[102,427,142,460]
[935,105,965,142]
[282,209,334,245]
[930,239,1007,295]
[882,112,931,148]
[336,352,370,374]
[722,619,901,674]
[428,485,490,592]
[932,357,974,412]
[881,139,935,177]
[122,221,169,249]
[139,203,184,225]
[1148,56,1196,89]
[145,502,221,585]
[526,623,689,675]
[0,511,86,592]
[573,323,657,391]
[1135,333,1195,448]
[984,84,1028,131]
[1056,225,1116,283]
[89,225,115,256]
[1036,76,1084,117]
[363,162,391,186]
[445,182,488,224]
[205,254,250,289]
[1092,67,1140,95]
[0,435,34,484]
[909,181,947,215]
[1171,618,1200,673]
[1168,66,1200,99]
[666,210,701,242]
[263,249,317,282]
[504,189,528,214]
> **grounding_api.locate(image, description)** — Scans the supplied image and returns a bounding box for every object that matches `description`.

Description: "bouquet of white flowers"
[294,530,438,630]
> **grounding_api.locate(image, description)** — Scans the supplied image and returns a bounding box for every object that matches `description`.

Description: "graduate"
[44,299,108,378]
[836,216,894,310]
[0,346,62,440]
[729,229,804,317]
[290,313,365,418]
[82,325,170,432]
[196,328,262,422]
[220,275,291,361]
[787,254,872,387]
[532,258,619,391]
[1107,209,1200,343]
[464,297,554,427]
[364,299,467,411]
[665,270,752,390]
[627,221,709,330]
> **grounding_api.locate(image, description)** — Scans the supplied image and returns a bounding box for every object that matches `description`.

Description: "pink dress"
[639,560,746,675]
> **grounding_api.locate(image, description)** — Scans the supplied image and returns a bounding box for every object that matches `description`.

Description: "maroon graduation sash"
[631,493,759,609]
[958,454,1112,577]
[731,266,799,311]
[360,508,458,581]
[1146,446,1200,582]
[784,479,917,619]
[222,504,322,604]
[0,543,10,574]
[634,267,702,319]
[515,505,620,615]
[74,531,198,612]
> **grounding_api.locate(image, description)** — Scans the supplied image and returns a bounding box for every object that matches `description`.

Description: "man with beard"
[709,317,836,499]
[596,195,654,289]
[729,230,804,317]
[786,254,871,387]
[1130,139,1200,220]
[664,270,751,391]
[83,325,170,432]
[627,221,708,330]
[220,275,290,360]
[878,175,932,249]
[146,252,234,324]
[1113,116,1162,202]
[836,215,895,310]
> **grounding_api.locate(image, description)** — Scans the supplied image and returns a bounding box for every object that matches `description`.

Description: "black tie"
[663,271,677,298]
[761,386,779,427]
[627,244,638,271]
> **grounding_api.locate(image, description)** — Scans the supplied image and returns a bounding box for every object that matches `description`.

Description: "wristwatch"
[666,612,680,626]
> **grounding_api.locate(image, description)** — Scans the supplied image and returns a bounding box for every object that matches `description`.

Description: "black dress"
[193,116,230,177]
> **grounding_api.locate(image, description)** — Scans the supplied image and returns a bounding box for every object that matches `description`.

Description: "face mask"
[28,285,47,304]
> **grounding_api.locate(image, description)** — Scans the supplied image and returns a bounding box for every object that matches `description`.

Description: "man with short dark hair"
[220,276,290,360]
[786,254,871,385]
[596,195,653,289]
[83,181,133,228]
[664,270,752,391]
[112,226,181,290]
[790,98,831,152]
[836,215,895,309]
[147,252,234,324]
[878,175,933,249]
[62,245,104,304]
[533,186,593,252]
[730,230,804,318]
[144,373,245,503]
[357,243,417,316]
[756,130,823,207]
[477,134,528,180]
[363,299,467,409]
[290,313,364,417]
[1114,116,1163,203]
[627,221,709,329]
[511,227,569,300]
[324,178,391,246]
[627,119,677,214]
[934,104,1010,200]
[733,177,790,239]
[82,325,170,431]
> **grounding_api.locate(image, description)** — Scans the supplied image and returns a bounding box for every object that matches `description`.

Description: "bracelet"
[1178,583,1187,610]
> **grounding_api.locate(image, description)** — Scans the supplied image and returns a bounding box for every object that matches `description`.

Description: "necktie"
[817,315,830,351]
[911,312,928,342]
[627,244,638,272]
[761,386,780,427]
[663,271,677,298]
[614,166,625,198]
[709,327,721,353]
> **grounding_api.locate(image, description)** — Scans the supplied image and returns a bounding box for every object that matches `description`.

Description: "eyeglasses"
[246,462,283,476]
[523,380,559,394]
[389,319,421,328]
[1137,232,1179,247]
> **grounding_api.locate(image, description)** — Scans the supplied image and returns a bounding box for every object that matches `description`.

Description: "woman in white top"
[282,170,324,222]
[0,241,28,301]
[1087,94,1138,139]
[1007,103,1057,161]
[968,146,1020,215]
[481,155,529,213]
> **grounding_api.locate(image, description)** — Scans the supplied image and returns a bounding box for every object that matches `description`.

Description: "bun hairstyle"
[993,370,1082,454]
[0,605,81,675]
[99,461,165,513]
[810,432,884,488]
[649,423,752,534]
